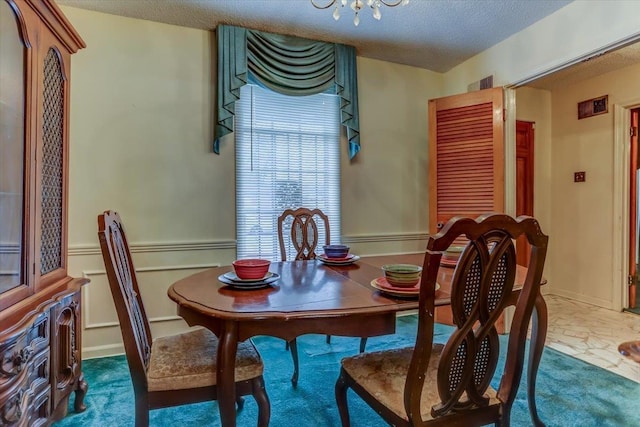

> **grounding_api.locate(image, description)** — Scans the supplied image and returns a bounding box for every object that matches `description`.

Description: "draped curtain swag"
[214,25,361,159]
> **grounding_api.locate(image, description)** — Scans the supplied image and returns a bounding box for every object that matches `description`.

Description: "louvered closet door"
[428,88,505,329]
[428,88,504,234]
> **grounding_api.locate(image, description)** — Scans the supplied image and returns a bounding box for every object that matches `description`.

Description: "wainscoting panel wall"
[68,240,236,358]
[69,233,428,359]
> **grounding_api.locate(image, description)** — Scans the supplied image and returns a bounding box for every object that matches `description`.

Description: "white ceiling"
[56,0,573,73]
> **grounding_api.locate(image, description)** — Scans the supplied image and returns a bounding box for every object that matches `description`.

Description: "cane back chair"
[98,210,270,426]
[277,207,367,386]
[335,213,548,426]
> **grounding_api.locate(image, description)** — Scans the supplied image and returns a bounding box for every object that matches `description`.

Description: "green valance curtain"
[214,25,361,159]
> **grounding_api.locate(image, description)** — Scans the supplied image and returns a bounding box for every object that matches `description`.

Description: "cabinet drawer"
[0,309,50,388]
[27,348,50,397]
[0,348,50,426]
[28,386,51,427]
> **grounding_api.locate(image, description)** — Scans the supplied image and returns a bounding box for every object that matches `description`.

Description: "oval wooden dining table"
[167,254,547,427]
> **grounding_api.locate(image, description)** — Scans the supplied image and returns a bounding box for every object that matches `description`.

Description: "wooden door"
[629,109,639,308]
[428,88,504,328]
[428,87,504,234]
[516,121,534,266]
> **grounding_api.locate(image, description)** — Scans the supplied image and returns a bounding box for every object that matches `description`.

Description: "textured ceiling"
[525,42,640,90]
[55,0,573,73]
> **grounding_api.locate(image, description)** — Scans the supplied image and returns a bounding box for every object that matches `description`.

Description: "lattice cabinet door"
[33,27,75,291]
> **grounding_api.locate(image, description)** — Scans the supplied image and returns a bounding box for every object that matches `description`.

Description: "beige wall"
[60,7,444,357]
[514,64,640,309]
[515,87,553,280]
[445,1,640,92]
[63,1,640,357]
[545,63,640,308]
[344,57,443,254]
[447,1,640,311]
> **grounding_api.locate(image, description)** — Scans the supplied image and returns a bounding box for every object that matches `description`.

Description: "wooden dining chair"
[98,210,270,427]
[335,213,548,427]
[277,207,367,386]
[277,207,331,262]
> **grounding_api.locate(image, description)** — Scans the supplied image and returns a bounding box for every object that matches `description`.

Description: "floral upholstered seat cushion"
[147,328,263,392]
[340,344,499,421]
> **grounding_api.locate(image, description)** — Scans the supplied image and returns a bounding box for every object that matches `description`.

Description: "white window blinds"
[235,84,341,261]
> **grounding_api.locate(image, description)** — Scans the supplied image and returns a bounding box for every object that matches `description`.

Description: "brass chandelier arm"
[378,0,406,5]
[310,0,338,9]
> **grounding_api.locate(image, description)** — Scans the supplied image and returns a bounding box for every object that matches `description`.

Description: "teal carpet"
[54,316,640,426]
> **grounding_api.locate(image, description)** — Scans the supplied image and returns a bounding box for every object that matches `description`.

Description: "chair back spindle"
[407,214,548,423]
[278,207,330,261]
[98,211,152,389]
[434,231,515,415]
[98,210,271,426]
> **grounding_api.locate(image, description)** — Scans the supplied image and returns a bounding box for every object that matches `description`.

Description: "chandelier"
[311,0,410,26]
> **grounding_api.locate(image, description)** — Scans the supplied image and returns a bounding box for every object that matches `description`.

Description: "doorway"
[628,108,640,313]
[516,120,534,266]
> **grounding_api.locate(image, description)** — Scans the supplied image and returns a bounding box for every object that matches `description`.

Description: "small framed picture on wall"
[578,95,608,120]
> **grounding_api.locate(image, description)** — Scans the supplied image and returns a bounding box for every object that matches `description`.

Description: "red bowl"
[232,259,271,280]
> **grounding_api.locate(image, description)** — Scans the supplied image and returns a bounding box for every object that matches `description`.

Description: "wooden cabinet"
[0,0,87,424]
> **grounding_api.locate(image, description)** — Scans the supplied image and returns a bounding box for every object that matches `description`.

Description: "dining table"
[167,253,547,427]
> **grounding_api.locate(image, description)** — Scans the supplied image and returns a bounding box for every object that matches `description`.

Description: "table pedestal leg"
[218,322,239,427]
[528,293,548,427]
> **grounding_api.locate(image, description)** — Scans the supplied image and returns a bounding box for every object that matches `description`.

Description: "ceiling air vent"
[467,75,494,92]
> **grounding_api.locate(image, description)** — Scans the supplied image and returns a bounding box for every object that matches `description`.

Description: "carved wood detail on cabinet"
[0,0,87,425]
[51,290,87,419]
[0,286,87,426]
[1,309,51,426]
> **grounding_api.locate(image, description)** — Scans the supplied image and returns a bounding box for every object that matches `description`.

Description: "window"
[235,84,341,261]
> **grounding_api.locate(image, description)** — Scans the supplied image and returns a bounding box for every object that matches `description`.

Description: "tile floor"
[545,294,640,382]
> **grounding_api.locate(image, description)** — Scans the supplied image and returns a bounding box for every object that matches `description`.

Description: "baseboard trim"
[551,288,615,310]
[83,343,125,360]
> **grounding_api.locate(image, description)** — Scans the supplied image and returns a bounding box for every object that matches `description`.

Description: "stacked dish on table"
[317,244,360,266]
[441,245,464,268]
[371,264,423,298]
[218,259,279,289]
[370,264,440,298]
